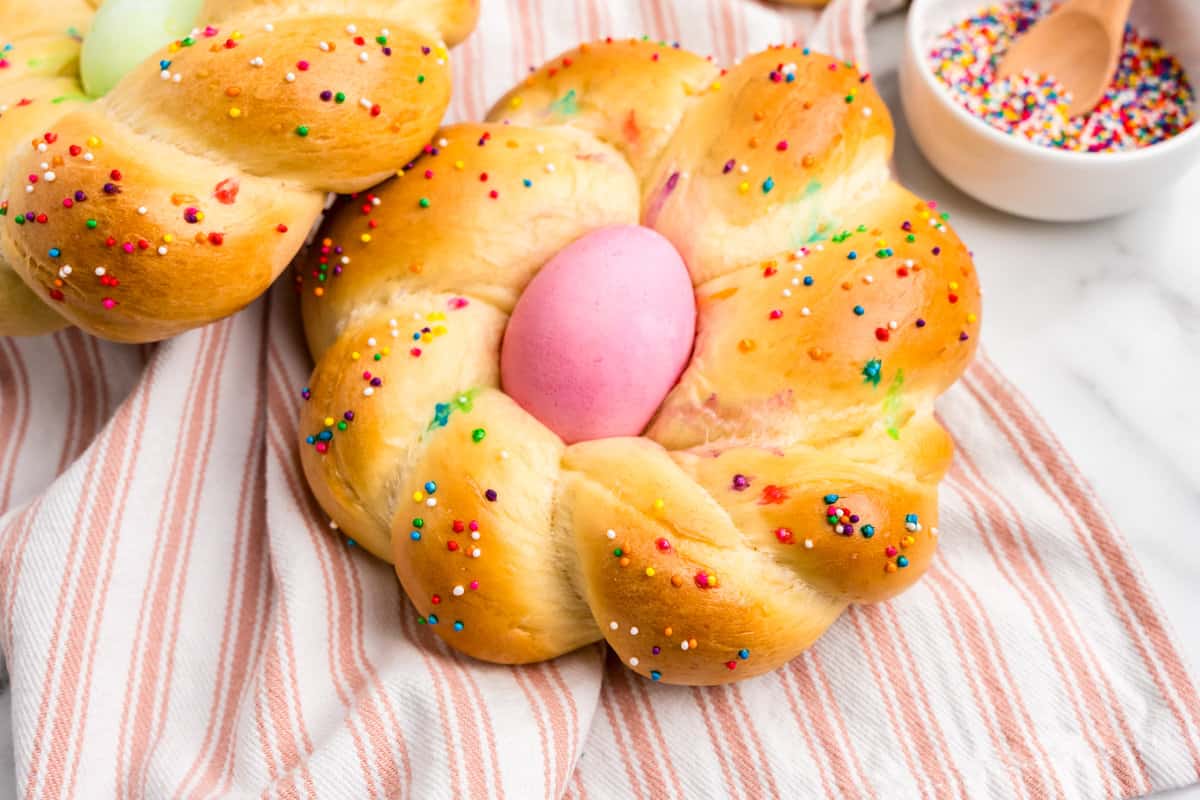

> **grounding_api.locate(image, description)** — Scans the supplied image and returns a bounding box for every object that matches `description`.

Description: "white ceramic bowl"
[899,0,1200,221]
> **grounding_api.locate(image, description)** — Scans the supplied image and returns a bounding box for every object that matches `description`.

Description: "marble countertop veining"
[0,12,1196,799]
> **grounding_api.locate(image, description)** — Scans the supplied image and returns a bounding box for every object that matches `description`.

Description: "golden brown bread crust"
[0,4,95,336]
[2,112,328,341]
[300,293,509,559]
[199,0,479,48]
[487,39,720,183]
[643,47,896,284]
[298,40,981,684]
[298,123,639,358]
[0,0,476,341]
[649,180,979,451]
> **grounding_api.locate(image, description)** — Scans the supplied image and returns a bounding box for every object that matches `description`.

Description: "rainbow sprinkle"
[929,0,1193,152]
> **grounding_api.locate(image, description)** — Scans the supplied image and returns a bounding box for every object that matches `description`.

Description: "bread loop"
[298,39,982,684]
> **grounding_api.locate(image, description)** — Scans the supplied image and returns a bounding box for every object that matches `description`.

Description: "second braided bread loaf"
[0,0,477,341]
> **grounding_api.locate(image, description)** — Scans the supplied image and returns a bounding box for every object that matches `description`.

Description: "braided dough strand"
[298,40,981,684]
[0,0,476,341]
[0,0,96,336]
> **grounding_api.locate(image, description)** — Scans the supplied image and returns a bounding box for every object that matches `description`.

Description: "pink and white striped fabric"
[2,1,1199,798]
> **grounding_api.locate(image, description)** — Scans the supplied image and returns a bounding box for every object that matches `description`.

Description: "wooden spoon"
[996,0,1135,117]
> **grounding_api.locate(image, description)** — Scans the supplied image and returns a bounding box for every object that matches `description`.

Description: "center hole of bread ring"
[500,225,696,444]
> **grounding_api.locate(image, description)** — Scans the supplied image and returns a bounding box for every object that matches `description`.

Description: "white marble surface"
[867,12,1200,799]
[0,11,1196,799]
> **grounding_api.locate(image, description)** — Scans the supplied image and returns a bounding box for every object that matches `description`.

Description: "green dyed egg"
[80,0,203,97]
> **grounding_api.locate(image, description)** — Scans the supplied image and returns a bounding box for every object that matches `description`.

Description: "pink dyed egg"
[501,225,696,444]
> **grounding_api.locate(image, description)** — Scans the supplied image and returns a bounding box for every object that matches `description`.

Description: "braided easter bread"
[297,40,981,685]
[0,0,476,341]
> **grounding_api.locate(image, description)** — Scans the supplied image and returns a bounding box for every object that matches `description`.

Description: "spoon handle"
[1070,0,1135,37]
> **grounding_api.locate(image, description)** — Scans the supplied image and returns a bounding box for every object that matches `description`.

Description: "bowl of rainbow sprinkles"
[901,0,1199,221]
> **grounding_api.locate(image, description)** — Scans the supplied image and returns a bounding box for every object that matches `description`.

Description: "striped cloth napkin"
[2,1,1199,798]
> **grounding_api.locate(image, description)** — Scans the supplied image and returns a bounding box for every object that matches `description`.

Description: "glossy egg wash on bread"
[297,39,981,685]
[0,0,478,341]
